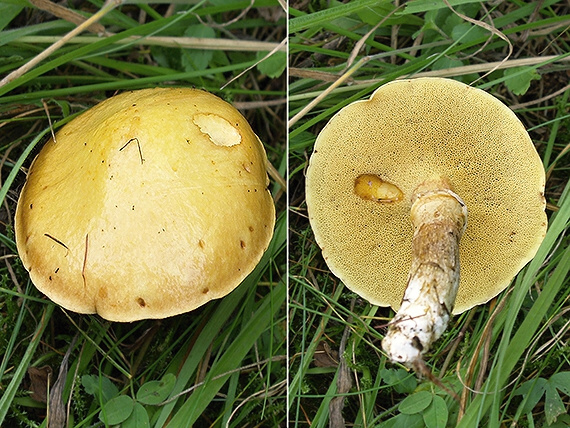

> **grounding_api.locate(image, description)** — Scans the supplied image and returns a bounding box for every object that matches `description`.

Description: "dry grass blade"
[288,7,408,128]
[511,82,570,110]
[288,58,364,128]
[546,142,570,182]
[29,0,105,34]
[442,0,513,85]
[160,355,287,405]
[329,311,354,428]
[48,337,77,428]
[221,37,287,89]
[194,0,254,29]
[267,160,287,194]
[41,99,56,144]
[0,0,121,89]
[225,379,287,428]
[291,56,570,93]
[529,307,570,362]
[344,4,405,71]
[457,296,507,422]
[16,35,284,52]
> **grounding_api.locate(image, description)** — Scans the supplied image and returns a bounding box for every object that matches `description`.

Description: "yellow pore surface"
[306,78,547,314]
[16,88,275,322]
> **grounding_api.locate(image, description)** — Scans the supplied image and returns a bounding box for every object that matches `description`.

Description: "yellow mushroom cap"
[15,88,275,322]
[306,77,547,314]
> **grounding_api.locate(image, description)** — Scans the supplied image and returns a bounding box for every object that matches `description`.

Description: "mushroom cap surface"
[306,77,547,314]
[15,88,275,322]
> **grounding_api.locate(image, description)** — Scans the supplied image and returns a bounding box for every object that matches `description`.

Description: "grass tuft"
[289,1,570,427]
[0,1,286,427]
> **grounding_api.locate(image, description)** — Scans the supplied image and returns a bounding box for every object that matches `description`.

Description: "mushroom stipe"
[306,77,547,369]
[382,179,467,366]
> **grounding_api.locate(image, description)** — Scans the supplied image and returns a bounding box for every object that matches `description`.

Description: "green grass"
[289,1,570,427]
[3,1,569,427]
[0,1,286,427]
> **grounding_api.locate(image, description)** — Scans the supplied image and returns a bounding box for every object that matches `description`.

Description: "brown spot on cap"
[99,287,108,299]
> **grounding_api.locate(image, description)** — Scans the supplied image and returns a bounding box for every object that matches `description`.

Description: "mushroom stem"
[382,178,467,368]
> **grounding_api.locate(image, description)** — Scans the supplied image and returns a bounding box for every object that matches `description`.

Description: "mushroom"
[305,77,547,369]
[15,88,275,322]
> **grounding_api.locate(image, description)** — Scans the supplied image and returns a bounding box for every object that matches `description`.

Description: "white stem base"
[382,179,467,368]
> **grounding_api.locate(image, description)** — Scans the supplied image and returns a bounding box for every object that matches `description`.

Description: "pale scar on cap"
[193,113,242,147]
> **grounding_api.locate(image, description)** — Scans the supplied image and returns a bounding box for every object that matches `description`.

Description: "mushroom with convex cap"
[15,88,275,322]
[305,77,547,369]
